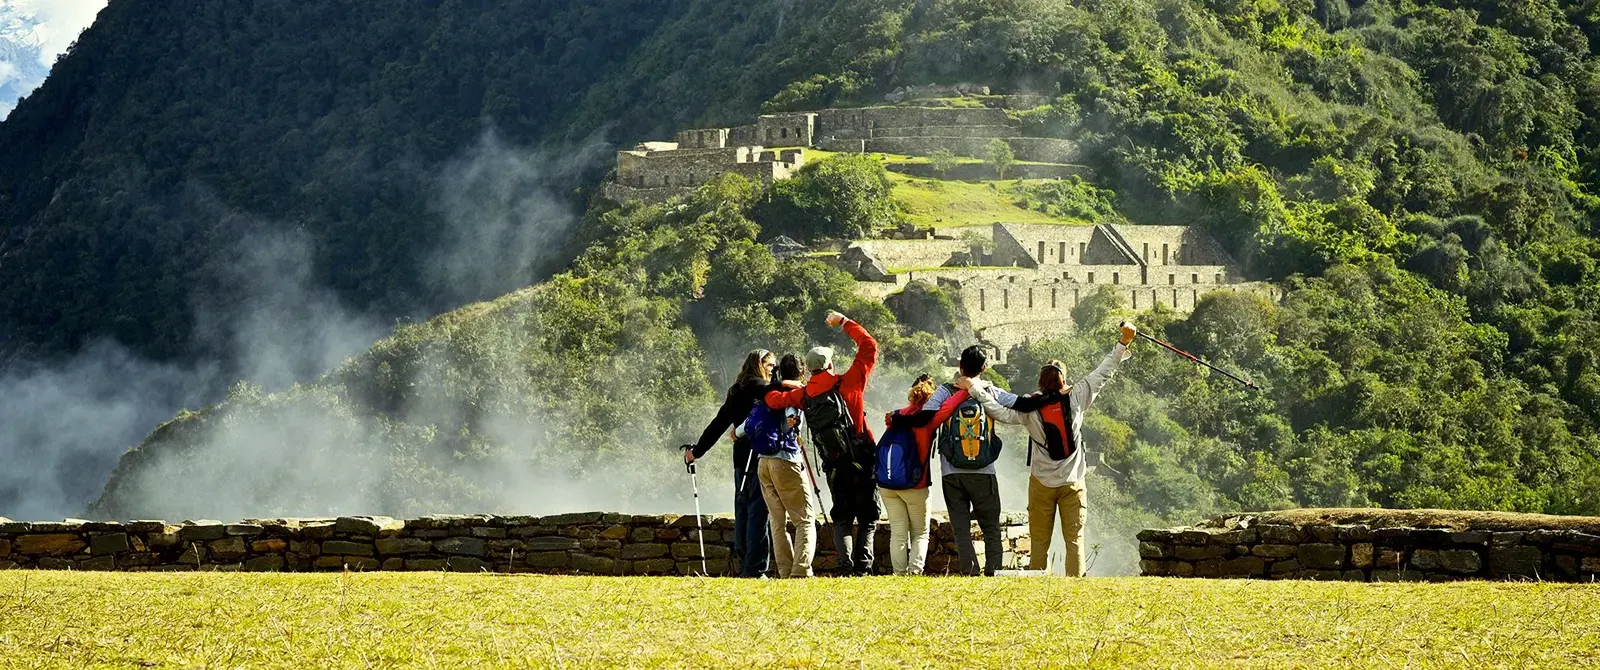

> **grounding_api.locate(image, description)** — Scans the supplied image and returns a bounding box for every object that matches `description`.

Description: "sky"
[0,0,106,119]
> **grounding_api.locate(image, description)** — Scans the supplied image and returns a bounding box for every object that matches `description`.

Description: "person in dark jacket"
[684,349,776,578]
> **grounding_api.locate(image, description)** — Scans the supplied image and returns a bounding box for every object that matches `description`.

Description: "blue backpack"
[874,425,925,490]
[744,401,801,457]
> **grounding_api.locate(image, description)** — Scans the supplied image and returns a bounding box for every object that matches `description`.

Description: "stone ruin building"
[600,99,1079,204]
[840,223,1279,361]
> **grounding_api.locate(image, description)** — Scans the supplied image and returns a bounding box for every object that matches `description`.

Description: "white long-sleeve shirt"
[968,343,1130,487]
[921,380,1019,476]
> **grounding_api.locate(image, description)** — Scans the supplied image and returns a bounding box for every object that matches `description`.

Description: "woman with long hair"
[683,349,776,577]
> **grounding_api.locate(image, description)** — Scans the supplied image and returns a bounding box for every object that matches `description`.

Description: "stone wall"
[863,137,1078,163]
[0,513,1029,576]
[888,163,1091,181]
[851,239,974,271]
[1138,510,1600,582]
[598,182,693,206]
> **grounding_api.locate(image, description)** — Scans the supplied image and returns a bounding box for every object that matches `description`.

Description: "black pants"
[943,473,1002,576]
[732,442,771,577]
[827,467,880,574]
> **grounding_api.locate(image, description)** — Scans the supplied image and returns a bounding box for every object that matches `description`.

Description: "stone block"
[79,556,117,571]
[599,525,629,540]
[656,528,685,541]
[1489,546,1544,578]
[470,527,508,539]
[1298,543,1345,570]
[334,516,405,536]
[301,523,337,540]
[1135,528,1177,542]
[251,539,288,553]
[375,538,432,555]
[120,553,157,567]
[90,533,130,555]
[314,556,346,569]
[1257,525,1302,544]
[17,534,86,556]
[1449,531,1489,545]
[1490,532,1525,546]
[225,524,264,537]
[1270,560,1301,574]
[38,557,74,570]
[1411,529,1452,545]
[1553,554,1579,577]
[1372,528,1417,545]
[1411,549,1442,570]
[1376,548,1403,568]
[289,540,321,556]
[210,537,249,561]
[147,531,181,549]
[524,552,570,568]
[1175,529,1212,545]
[631,558,677,574]
[81,521,124,532]
[572,554,618,574]
[540,512,603,526]
[123,521,164,533]
[0,521,29,533]
[1209,530,1248,545]
[1341,570,1368,581]
[1336,525,1373,542]
[630,528,657,543]
[31,520,87,532]
[1438,549,1482,574]
[622,544,669,560]
[0,560,18,570]
[1168,561,1194,577]
[1301,569,1344,581]
[407,559,447,571]
[1194,559,1223,578]
[1350,543,1374,569]
[243,555,285,572]
[321,541,373,557]
[177,522,227,541]
[1138,542,1171,559]
[1252,544,1298,559]
[446,557,488,572]
[525,537,580,552]
[413,530,450,539]
[580,539,622,551]
[1174,544,1227,560]
[1139,560,1170,576]
[1552,532,1600,553]
[1218,556,1265,577]
[435,537,487,557]
[672,543,731,559]
[1309,526,1339,543]
[344,557,380,571]
[1581,557,1600,572]
[0,539,9,557]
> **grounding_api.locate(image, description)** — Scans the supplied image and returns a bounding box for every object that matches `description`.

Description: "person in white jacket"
[958,322,1136,576]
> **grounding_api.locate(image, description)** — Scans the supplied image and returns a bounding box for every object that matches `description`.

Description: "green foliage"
[752,155,901,241]
[987,139,1016,180]
[930,149,958,178]
[1016,176,1118,221]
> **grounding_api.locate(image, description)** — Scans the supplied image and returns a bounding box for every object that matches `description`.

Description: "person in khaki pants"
[962,322,1135,576]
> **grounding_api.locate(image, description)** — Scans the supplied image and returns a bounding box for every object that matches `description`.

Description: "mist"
[0,132,611,522]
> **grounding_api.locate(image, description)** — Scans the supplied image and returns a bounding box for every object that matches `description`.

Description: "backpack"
[1027,393,1075,466]
[744,400,800,457]
[936,384,1002,470]
[874,425,925,490]
[805,377,871,472]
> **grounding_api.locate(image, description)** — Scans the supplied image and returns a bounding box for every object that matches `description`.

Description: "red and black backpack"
[1030,392,1075,465]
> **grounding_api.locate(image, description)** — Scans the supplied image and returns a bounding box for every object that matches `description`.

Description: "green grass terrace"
[1,572,1595,668]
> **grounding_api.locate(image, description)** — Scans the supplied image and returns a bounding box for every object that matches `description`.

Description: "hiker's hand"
[885,411,894,425]
[826,311,846,327]
[955,376,974,390]
[683,449,696,464]
[1119,321,1137,345]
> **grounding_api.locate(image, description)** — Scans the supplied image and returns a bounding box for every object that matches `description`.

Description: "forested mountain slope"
[13,0,1600,570]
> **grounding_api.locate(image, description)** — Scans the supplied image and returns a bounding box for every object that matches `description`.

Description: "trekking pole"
[796,434,830,525]
[1135,331,1260,391]
[679,446,710,576]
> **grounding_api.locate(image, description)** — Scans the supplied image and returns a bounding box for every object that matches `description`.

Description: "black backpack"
[805,378,871,472]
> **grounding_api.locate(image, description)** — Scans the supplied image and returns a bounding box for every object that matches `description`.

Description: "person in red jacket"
[766,310,879,575]
[880,375,969,575]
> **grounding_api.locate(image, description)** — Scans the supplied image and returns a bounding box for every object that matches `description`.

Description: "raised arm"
[929,388,972,426]
[765,385,806,410]
[969,381,1026,425]
[839,317,878,389]
[1076,327,1136,411]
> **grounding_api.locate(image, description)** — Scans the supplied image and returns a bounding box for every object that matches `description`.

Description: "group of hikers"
[682,310,1138,578]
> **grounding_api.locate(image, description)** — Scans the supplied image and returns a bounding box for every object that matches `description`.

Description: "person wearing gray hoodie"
[959,322,1136,576]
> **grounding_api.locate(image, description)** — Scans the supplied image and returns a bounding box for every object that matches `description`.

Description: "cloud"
[1,0,105,66]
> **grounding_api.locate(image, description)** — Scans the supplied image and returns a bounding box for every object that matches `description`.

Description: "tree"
[884,281,957,337]
[931,149,958,178]
[751,154,901,240]
[987,139,1015,180]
